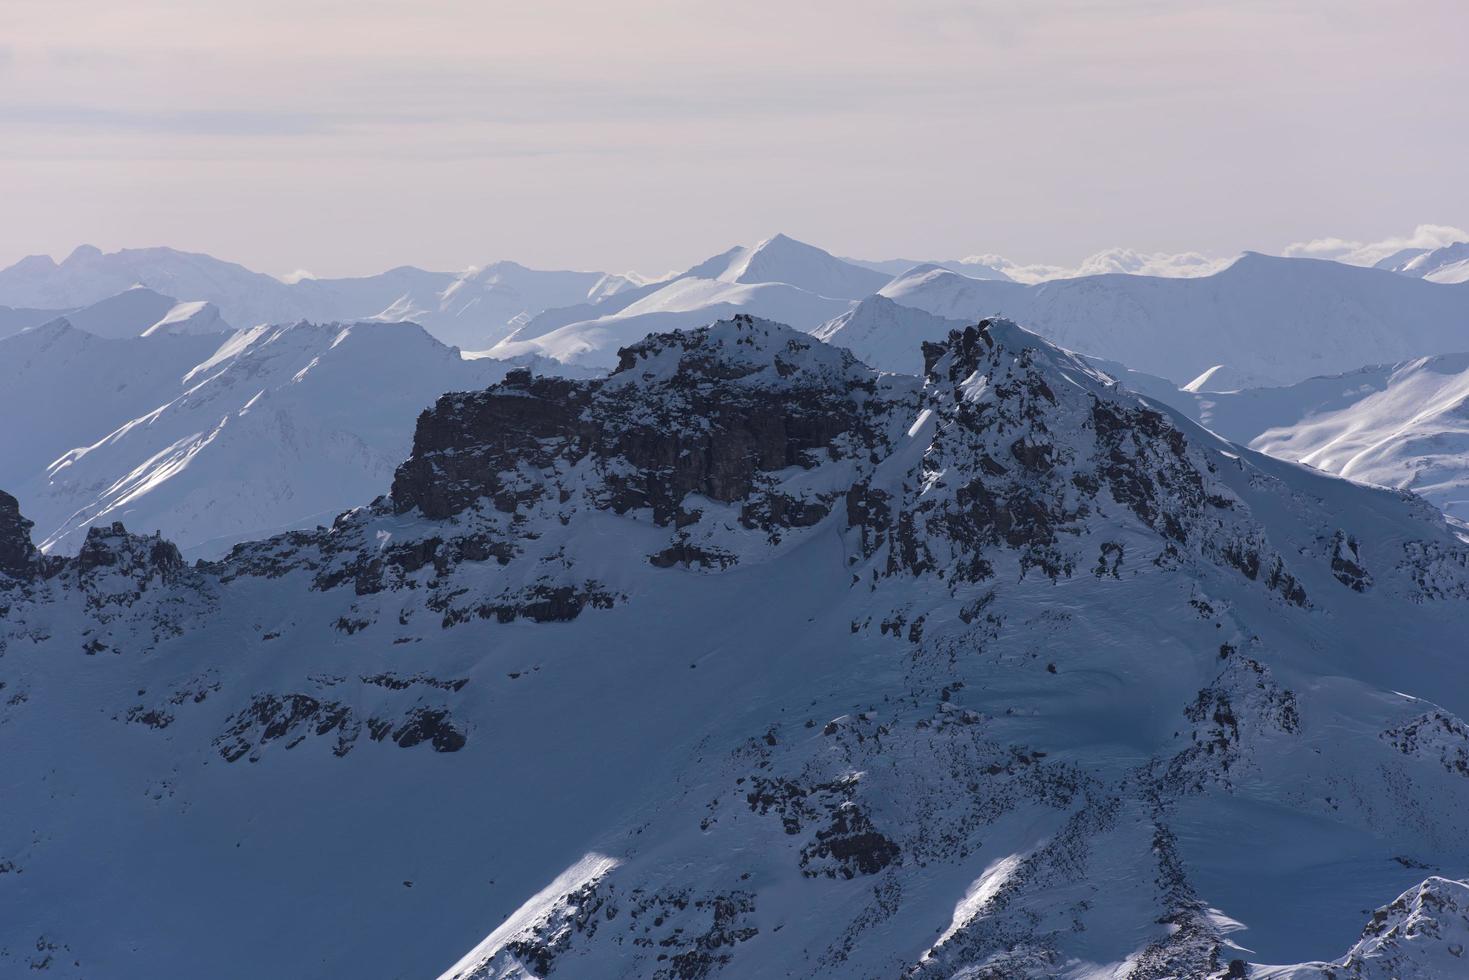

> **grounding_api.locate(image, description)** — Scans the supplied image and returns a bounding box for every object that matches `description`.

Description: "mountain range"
[0,245,649,350]
[7,316,1469,977]
[7,232,1469,564]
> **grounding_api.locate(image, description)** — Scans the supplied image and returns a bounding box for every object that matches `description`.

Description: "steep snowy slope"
[0,246,623,349]
[0,321,225,482]
[1135,353,1469,521]
[1378,241,1469,285]
[18,322,548,558]
[880,254,1469,386]
[6,316,1469,978]
[139,299,232,336]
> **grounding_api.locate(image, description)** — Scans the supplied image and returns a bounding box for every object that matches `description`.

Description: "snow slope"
[879,253,1469,386]
[1132,353,1469,521]
[0,320,225,481]
[3,320,559,558]
[140,299,232,336]
[5,316,1469,977]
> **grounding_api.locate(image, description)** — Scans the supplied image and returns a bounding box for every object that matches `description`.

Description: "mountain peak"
[715,235,893,299]
[64,244,104,264]
[610,313,867,384]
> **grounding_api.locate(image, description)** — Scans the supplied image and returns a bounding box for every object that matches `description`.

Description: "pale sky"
[2,0,1466,278]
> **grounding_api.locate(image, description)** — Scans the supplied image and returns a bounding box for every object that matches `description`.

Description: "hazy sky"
[2,0,1466,277]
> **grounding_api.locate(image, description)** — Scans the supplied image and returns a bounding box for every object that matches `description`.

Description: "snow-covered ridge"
[0,245,634,350]
[873,252,1469,387]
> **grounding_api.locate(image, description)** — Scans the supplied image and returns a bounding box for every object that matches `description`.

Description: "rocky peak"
[74,521,185,585]
[392,315,907,526]
[609,313,869,386]
[849,319,1309,598]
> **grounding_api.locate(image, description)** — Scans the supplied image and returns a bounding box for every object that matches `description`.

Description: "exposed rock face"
[392,316,903,527]
[392,370,595,521]
[0,490,37,579]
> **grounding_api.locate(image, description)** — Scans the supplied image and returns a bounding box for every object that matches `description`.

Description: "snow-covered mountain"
[0,285,234,341]
[7,314,1469,978]
[1376,241,1469,285]
[0,319,566,558]
[0,246,632,350]
[485,234,883,368]
[1126,353,1469,521]
[812,293,969,375]
[693,233,893,298]
[877,253,1469,386]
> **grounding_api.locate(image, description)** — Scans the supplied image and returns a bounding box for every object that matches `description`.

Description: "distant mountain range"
[0,245,650,350]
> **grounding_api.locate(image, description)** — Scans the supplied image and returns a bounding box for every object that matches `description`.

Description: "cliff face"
[6,315,1469,979]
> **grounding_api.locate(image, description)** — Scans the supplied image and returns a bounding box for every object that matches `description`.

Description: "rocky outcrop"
[391,316,903,528]
[0,490,39,580]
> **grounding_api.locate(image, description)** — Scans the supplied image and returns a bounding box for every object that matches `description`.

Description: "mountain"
[812,293,969,374]
[699,233,893,298]
[140,299,232,336]
[55,285,180,338]
[486,235,877,368]
[0,286,235,342]
[0,246,627,350]
[1,320,567,558]
[1131,352,1469,522]
[1378,241,1469,285]
[7,315,1469,977]
[878,253,1469,386]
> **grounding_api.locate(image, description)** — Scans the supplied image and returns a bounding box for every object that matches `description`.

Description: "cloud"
[1282,224,1469,267]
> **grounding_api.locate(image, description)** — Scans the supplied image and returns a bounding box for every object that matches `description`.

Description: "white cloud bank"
[1282,224,1469,267]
